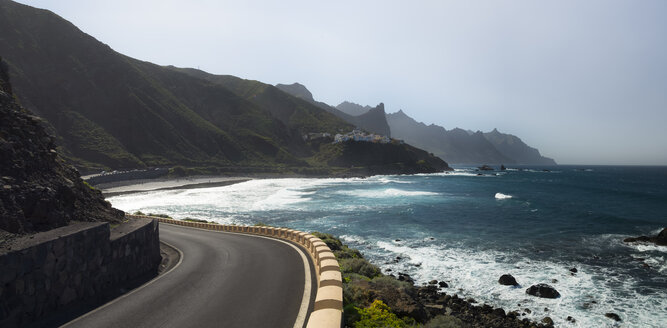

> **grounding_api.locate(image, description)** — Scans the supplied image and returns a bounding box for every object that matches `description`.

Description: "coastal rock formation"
[313,232,552,328]
[0,57,123,234]
[498,274,519,286]
[605,312,622,321]
[318,140,452,175]
[624,228,667,246]
[526,284,560,298]
[659,228,667,245]
[483,128,557,165]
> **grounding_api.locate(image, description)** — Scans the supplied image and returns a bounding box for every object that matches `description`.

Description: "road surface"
[64,224,316,328]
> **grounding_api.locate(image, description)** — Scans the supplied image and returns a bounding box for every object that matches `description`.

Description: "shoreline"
[97,171,386,197]
[98,176,253,197]
[313,232,553,328]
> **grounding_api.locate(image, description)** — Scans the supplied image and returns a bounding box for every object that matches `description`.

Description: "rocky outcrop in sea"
[624,228,667,246]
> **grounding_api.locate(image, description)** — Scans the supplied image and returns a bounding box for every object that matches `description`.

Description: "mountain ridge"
[336,101,373,116]
[387,110,556,165]
[275,83,391,137]
[0,0,447,175]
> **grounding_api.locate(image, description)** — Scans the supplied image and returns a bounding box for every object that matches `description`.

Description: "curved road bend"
[64,224,317,328]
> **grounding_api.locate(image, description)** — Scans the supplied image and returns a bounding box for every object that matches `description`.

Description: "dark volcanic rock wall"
[0,57,123,234]
[0,218,161,327]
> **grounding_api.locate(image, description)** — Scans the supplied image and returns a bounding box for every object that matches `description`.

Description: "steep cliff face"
[483,129,556,165]
[275,84,391,136]
[316,141,451,175]
[349,103,391,137]
[274,82,315,102]
[386,110,512,164]
[0,57,123,234]
[336,101,373,116]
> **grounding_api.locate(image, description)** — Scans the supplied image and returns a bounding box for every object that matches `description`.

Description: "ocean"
[108,165,667,327]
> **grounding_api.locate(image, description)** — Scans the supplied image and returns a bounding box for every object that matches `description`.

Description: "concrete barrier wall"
[135,216,343,328]
[0,217,161,327]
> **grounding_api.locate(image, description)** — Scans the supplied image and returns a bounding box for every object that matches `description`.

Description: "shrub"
[169,165,187,177]
[183,218,217,224]
[82,180,97,191]
[343,303,361,327]
[311,231,343,251]
[370,276,412,290]
[147,213,172,219]
[343,275,374,306]
[340,258,382,278]
[335,246,363,259]
[354,300,407,328]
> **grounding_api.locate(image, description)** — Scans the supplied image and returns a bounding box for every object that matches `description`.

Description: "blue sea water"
[108,166,667,327]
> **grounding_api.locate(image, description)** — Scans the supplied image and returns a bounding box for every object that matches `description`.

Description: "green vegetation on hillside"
[0,1,450,176]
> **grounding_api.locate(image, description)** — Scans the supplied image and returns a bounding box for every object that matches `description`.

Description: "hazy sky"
[16,0,667,165]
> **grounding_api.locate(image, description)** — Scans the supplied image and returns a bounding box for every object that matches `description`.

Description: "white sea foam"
[109,176,423,222]
[626,243,667,274]
[340,234,368,245]
[418,171,486,177]
[627,244,667,253]
[336,188,439,198]
[495,193,513,199]
[372,176,415,184]
[368,240,667,328]
[523,169,561,174]
[109,178,332,215]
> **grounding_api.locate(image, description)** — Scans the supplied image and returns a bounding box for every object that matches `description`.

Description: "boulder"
[478,165,494,171]
[656,228,667,246]
[624,235,652,243]
[541,317,554,326]
[623,228,667,246]
[605,312,621,321]
[438,281,448,288]
[398,272,415,285]
[526,284,560,298]
[569,267,578,273]
[498,274,519,286]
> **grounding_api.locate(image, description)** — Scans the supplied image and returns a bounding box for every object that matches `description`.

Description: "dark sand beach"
[98,176,252,197]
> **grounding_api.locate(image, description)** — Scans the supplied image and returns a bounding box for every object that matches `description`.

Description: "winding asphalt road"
[64,224,316,328]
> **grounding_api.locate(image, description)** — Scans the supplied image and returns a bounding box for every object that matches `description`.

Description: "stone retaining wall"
[0,217,161,327]
[142,216,343,328]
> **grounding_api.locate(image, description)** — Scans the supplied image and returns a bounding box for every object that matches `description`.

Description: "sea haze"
[108,166,667,327]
